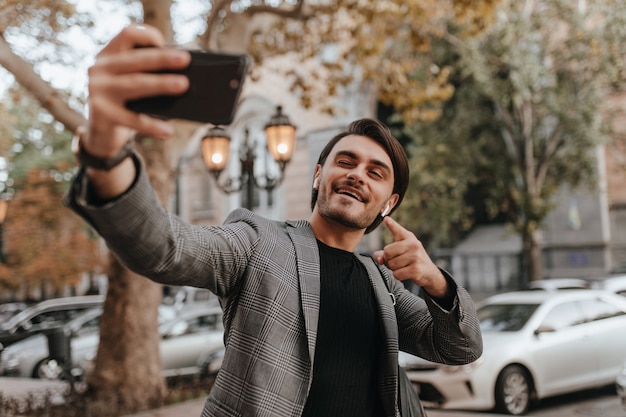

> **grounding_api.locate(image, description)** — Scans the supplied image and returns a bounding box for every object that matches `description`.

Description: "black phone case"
[126,51,250,125]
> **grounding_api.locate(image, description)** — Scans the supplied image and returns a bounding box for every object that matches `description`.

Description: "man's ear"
[312,165,322,189]
[381,203,391,217]
[381,194,400,216]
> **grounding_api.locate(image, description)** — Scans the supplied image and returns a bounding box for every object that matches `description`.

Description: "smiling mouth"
[335,187,364,202]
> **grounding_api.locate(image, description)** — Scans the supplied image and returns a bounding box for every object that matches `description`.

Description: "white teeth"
[338,189,361,201]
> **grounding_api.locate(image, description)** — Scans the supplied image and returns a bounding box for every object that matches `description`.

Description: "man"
[64,24,482,417]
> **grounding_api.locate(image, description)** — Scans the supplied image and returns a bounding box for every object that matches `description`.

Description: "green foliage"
[393,71,505,248]
[396,0,624,251]
[2,85,74,195]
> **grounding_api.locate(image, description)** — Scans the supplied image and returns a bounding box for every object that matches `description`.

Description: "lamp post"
[200,106,297,210]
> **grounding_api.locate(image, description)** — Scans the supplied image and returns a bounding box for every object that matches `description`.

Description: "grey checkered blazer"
[65,156,482,417]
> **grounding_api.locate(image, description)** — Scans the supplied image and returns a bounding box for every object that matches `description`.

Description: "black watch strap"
[71,128,135,171]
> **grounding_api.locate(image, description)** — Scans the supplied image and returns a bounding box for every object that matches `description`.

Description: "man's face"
[314,134,398,230]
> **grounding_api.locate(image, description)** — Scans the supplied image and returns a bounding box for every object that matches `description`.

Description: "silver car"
[0,295,104,348]
[156,306,224,378]
[1,307,102,379]
[401,290,626,415]
[1,306,224,380]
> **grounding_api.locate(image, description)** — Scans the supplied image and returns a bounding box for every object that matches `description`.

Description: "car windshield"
[478,303,540,332]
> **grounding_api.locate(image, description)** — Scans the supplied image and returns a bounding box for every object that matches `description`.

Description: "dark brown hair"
[310,118,409,234]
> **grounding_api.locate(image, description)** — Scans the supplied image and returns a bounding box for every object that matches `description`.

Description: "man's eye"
[337,160,352,167]
[370,170,384,178]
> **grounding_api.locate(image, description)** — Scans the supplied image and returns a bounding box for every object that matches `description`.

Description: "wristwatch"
[71,127,135,171]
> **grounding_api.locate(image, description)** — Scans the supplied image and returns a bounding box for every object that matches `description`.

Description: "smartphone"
[126,50,250,125]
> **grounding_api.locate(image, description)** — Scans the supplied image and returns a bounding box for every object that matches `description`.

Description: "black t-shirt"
[302,241,384,417]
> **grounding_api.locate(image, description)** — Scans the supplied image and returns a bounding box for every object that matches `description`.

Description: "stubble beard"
[316,196,378,231]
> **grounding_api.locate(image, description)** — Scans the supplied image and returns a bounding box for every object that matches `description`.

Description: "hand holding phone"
[125,50,250,125]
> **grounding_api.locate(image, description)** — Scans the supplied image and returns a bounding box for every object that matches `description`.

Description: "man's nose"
[346,167,366,183]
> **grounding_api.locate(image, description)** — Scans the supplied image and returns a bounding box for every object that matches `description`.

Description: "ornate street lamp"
[201,106,297,210]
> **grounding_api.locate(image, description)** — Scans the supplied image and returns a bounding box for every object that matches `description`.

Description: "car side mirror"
[534,325,556,336]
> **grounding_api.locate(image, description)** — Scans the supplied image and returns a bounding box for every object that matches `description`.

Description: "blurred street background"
[1,0,626,416]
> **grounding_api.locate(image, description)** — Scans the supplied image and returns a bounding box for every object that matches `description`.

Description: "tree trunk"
[522,228,543,284]
[87,1,175,411]
[88,258,164,412]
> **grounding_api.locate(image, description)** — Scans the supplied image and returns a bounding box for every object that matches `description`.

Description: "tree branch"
[245,0,306,18]
[0,34,86,132]
[201,0,307,49]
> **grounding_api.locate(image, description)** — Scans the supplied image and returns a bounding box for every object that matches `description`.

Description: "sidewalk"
[0,378,492,417]
[121,397,205,417]
[123,399,626,417]
[120,395,626,417]
[0,377,67,399]
[1,377,622,417]
[119,397,496,417]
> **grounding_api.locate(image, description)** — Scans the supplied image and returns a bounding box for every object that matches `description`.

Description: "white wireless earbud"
[313,177,320,188]
[381,203,391,217]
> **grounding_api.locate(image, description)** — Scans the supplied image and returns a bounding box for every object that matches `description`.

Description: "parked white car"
[527,278,590,291]
[401,290,626,415]
[594,274,626,297]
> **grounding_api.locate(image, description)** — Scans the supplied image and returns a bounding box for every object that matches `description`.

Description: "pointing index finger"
[382,216,412,242]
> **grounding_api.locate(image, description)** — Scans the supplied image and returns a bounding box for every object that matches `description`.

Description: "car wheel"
[495,365,533,415]
[33,358,65,380]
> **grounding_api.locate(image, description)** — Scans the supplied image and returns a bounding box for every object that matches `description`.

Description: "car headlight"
[441,356,485,374]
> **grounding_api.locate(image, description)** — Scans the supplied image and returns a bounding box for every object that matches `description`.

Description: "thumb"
[372,250,385,265]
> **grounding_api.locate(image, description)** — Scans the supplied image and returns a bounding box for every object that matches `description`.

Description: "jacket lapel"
[357,253,400,416]
[286,220,321,370]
